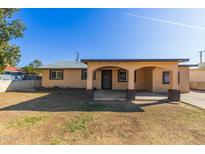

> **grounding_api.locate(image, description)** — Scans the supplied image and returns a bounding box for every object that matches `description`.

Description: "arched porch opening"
[134,66,176,93]
[91,66,129,90]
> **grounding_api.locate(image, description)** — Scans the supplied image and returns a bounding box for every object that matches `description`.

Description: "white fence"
[0,80,41,92]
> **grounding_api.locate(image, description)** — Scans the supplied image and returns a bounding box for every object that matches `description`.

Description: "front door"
[102,70,112,89]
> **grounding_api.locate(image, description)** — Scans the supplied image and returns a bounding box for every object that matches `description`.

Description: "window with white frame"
[50,70,63,80]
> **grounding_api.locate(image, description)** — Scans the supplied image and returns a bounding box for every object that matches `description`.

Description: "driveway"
[181,90,205,109]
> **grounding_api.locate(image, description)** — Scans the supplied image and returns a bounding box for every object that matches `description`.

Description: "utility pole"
[75,51,79,62]
[199,50,205,63]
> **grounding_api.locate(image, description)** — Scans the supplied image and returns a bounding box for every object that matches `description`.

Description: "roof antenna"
[199,50,205,63]
[75,51,80,62]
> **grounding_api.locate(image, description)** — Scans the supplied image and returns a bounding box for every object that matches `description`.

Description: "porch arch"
[134,65,179,93]
[91,65,129,72]
[88,65,129,90]
[133,64,175,71]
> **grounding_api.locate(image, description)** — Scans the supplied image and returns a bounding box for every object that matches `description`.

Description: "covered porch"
[81,59,188,101]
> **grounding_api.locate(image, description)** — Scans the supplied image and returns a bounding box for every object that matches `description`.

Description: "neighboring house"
[39,58,191,100]
[190,62,205,90]
[0,66,25,80]
[3,66,24,74]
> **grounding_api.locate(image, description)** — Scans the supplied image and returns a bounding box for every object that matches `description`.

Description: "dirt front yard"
[0,88,204,144]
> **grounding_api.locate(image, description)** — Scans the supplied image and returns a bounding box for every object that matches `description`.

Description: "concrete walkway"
[181,90,205,109]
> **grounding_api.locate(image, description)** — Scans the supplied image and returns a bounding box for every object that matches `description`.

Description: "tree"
[28,59,42,68]
[23,59,42,74]
[0,9,25,71]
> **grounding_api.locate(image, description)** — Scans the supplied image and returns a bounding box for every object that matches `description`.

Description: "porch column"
[168,68,180,101]
[86,67,93,90]
[127,69,135,100]
[128,69,134,90]
[86,67,94,99]
[170,69,179,90]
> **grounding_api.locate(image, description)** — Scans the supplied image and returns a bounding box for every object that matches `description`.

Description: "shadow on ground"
[0,88,174,112]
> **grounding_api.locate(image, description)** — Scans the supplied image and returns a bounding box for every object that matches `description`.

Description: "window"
[81,69,87,80]
[93,71,96,80]
[163,71,170,84]
[49,70,63,80]
[134,70,136,82]
[118,69,127,82]
[178,71,180,84]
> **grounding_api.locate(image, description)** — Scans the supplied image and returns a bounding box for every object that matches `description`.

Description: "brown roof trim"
[81,58,189,64]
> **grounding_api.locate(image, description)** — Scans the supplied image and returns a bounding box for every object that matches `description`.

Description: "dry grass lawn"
[0,88,204,144]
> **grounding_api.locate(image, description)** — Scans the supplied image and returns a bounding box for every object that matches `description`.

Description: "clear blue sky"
[11,8,205,66]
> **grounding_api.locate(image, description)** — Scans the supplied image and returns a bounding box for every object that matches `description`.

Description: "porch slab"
[93,90,126,100]
[93,90,168,101]
[134,91,168,101]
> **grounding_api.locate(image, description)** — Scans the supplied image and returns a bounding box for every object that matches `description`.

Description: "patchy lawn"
[0,88,204,144]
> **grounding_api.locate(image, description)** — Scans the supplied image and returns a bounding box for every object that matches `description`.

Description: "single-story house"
[39,58,191,100]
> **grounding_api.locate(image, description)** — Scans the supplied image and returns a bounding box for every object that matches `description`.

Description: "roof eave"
[178,64,198,67]
[81,58,190,64]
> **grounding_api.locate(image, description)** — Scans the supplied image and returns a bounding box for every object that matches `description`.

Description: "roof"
[4,66,24,72]
[39,61,87,69]
[178,64,198,67]
[81,58,189,64]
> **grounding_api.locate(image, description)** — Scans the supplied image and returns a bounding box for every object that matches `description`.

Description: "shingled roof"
[39,61,87,69]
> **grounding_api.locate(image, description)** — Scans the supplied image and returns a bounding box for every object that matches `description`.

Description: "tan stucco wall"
[42,69,86,88]
[190,68,205,82]
[190,82,205,90]
[134,67,153,91]
[152,67,190,93]
[179,67,190,93]
[152,67,171,93]
[134,69,145,90]
[190,68,205,90]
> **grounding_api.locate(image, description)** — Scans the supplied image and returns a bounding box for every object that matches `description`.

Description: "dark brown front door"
[102,70,112,89]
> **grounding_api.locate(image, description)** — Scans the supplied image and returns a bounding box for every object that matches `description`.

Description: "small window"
[163,71,170,84]
[118,69,127,82]
[81,69,87,80]
[93,71,96,80]
[178,71,180,84]
[134,70,136,82]
[50,70,63,80]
